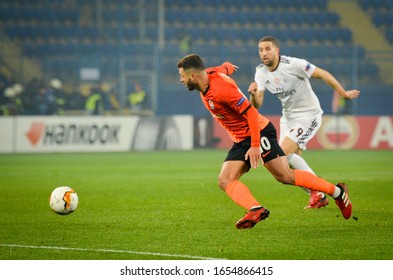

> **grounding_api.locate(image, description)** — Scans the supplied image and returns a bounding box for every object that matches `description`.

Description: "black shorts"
[224,122,285,169]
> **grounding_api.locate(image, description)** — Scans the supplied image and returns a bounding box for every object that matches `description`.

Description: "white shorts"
[279,115,322,150]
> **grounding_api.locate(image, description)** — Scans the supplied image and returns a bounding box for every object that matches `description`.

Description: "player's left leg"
[280,116,328,208]
[264,157,352,219]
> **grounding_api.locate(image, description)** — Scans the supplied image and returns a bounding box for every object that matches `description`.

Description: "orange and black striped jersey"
[201,67,269,145]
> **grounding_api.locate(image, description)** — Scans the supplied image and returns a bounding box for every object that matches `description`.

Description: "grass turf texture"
[0,150,392,260]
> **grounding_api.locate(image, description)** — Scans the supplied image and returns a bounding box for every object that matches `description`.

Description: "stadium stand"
[359,0,393,45]
[0,0,391,116]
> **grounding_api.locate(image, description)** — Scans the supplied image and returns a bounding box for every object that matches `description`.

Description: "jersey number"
[260,136,271,154]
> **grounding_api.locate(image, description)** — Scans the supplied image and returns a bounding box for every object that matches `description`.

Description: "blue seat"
[360,0,393,10]
[386,30,393,44]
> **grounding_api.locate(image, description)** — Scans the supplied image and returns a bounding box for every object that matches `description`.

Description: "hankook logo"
[26,122,45,145]
[25,122,120,146]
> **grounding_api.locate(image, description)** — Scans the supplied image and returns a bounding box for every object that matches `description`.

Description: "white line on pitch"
[0,244,225,260]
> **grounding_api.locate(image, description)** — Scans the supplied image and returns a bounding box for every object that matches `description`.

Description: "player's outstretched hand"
[222,62,239,75]
[344,89,360,99]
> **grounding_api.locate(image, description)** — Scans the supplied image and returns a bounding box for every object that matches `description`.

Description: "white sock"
[287,153,315,174]
[332,186,342,199]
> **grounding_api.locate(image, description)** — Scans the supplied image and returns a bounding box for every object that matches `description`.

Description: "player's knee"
[218,176,228,191]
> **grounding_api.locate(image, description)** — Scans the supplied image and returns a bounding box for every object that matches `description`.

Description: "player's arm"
[312,67,360,100]
[223,82,262,168]
[243,105,263,168]
[248,82,265,109]
[209,62,239,76]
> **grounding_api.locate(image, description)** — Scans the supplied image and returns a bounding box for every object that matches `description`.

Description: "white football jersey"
[254,55,323,120]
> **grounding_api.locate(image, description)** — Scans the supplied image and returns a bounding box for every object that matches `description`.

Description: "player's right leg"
[218,161,270,229]
[218,160,259,210]
[219,145,269,229]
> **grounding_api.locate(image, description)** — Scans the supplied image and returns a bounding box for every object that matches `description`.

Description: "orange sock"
[294,170,335,196]
[225,180,260,210]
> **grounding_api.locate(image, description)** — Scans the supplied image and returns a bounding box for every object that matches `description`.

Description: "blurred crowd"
[0,72,123,116]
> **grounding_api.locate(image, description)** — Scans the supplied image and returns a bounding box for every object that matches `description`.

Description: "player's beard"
[187,84,195,91]
[263,57,274,67]
[185,79,197,91]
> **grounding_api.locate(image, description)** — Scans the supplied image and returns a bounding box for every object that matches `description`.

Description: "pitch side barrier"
[1,115,392,153]
[209,115,393,150]
[0,116,193,153]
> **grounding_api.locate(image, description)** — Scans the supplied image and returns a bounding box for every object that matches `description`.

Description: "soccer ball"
[49,186,78,215]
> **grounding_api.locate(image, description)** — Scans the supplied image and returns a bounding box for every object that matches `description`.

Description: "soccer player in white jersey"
[248,36,360,209]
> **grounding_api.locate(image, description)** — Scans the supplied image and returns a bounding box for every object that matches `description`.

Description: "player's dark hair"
[177,54,205,71]
[259,36,279,48]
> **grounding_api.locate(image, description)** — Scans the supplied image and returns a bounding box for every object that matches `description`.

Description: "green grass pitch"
[0,150,392,260]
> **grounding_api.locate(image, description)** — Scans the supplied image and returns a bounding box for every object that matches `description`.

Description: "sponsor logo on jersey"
[275,89,296,99]
[208,100,214,110]
[305,63,311,72]
[236,96,246,107]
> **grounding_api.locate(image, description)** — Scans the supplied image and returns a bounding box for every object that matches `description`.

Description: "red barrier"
[213,116,393,150]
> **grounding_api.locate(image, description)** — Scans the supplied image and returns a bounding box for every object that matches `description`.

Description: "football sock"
[287,153,314,194]
[287,153,315,174]
[225,180,260,210]
[293,170,336,196]
[332,185,342,199]
[250,206,263,211]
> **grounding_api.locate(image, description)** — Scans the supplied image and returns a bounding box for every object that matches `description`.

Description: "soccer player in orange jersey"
[177,54,352,229]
